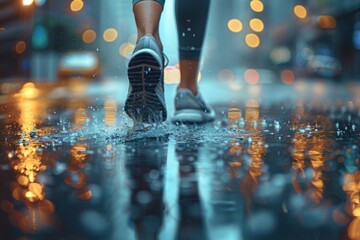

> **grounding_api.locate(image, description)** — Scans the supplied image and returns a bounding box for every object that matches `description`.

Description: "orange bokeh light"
[250,0,264,12]
[294,5,307,19]
[82,29,96,44]
[317,15,336,29]
[70,0,84,12]
[245,33,260,48]
[15,41,26,54]
[281,69,295,84]
[228,19,243,33]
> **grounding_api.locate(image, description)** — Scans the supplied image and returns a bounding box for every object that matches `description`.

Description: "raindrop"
[187,28,191,31]
[335,122,339,128]
[261,119,267,127]
[190,46,195,50]
[352,124,356,131]
[274,120,280,131]
[182,32,185,37]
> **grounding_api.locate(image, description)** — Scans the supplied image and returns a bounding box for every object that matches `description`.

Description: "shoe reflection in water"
[176,142,208,240]
[125,140,207,240]
[126,140,167,240]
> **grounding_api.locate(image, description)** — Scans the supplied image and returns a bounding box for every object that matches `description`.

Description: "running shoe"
[171,88,215,124]
[125,35,167,123]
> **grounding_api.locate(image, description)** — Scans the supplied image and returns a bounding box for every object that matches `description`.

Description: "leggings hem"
[133,0,165,8]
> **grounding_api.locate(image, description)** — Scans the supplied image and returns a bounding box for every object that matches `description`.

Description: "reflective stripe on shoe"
[172,109,215,124]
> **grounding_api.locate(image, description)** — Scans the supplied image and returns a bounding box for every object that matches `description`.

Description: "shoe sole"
[125,51,167,123]
[171,109,215,124]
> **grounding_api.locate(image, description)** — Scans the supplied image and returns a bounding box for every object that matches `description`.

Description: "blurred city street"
[1,0,360,240]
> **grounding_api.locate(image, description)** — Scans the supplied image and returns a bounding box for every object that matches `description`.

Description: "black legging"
[132,0,211,60]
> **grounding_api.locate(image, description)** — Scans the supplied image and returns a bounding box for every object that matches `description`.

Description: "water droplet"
[187,28,191,31]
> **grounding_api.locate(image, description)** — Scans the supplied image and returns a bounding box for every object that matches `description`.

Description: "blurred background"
[1,0,360,85]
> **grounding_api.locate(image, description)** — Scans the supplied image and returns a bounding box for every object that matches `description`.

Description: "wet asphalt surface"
[0,78,360,240]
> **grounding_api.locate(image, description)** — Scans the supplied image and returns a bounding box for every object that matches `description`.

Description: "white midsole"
[172,109,215,122]
[129,48,162,67]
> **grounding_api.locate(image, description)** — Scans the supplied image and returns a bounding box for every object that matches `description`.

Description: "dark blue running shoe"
[125,35,167,123]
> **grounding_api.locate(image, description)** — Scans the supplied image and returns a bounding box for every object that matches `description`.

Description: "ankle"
[178,85,198,95]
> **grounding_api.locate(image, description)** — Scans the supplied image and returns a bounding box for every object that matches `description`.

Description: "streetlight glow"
[70,0,84,12]
[250,0,264,12]
[227,19,243,33]
[22,0,34,6]
[294,5,307,19]
[103,28,118,42]
[245,33,260,48]
[249,18,264,32]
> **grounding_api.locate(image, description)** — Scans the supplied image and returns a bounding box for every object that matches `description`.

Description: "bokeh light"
[317,15,336,28]
[270,47,291,64]
[22,0,34,6]
[70,0,84,12]
[227,19,243,33]
[250,18,264,32]
[164,66,180,84]
[302,46,315,60]
[281,69,295,85]
[17,175,29,186]
[348,218,360,240]
[103,28,118,42]
[15,41,26,54]
[250,0,264,12]
[294,5,307,19]
[119,42,135,59]
[245,33,260,48]
[244,69,259,84]
[82,29,96,44]
[218,69,235,82]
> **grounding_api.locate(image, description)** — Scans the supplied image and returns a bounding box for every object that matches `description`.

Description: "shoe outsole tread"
[125,52,167,123]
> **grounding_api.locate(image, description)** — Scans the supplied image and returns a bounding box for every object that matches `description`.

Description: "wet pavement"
[1,77,360,240]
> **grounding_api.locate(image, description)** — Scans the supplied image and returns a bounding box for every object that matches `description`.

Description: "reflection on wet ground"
[1,79,360,240]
